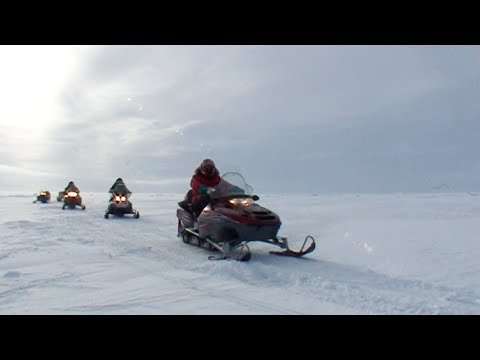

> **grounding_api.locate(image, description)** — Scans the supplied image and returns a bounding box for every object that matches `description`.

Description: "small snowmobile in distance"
[62,191,86,210]
[177,172,316,261]
[33,190,51,203]
[104,192,139,219]
[56,191,64,202]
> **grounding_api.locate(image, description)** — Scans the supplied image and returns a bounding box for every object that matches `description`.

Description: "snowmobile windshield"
[113,184,131,197]
[210,172,254,200]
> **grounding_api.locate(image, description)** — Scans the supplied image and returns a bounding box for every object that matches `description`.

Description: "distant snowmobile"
[33,190,51,203]
[177,172,316,261]
[104,191,139,219]
[104,180,139,219]
[56,191,64,202]
[62,191,86,210]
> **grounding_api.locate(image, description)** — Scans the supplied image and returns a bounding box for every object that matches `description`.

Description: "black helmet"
[116,178,123,182]
[200,159,216,177]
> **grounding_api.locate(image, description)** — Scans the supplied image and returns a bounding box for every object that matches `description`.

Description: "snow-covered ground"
[0,191,478,314]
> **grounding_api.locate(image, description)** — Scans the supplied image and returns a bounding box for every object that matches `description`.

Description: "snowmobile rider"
[109,178,132,201]
[190,159,221,217]
[64,181,80,194]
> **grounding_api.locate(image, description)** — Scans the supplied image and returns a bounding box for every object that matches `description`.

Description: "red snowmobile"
[33,190,51,203]
[177,172,315,261]
[62,191,86,210]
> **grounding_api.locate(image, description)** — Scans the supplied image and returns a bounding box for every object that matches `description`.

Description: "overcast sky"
[0,45,478,194]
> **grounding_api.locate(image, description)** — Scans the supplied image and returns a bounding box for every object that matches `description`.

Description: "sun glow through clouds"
[0,46,85,135]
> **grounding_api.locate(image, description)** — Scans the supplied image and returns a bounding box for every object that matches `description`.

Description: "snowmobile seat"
[178,189,193,213]
[178,199,192,212]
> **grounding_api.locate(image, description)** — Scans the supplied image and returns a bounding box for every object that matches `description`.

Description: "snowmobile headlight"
[40,192,47,196]
[242,198,253,206]
[229,198,253,207]
[114,195,127,202]
[67,191,78,197]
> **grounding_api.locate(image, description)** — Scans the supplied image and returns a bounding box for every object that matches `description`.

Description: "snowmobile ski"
[269,235,316,258]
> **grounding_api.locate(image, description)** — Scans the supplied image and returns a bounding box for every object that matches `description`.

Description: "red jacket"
[190,173,221,203]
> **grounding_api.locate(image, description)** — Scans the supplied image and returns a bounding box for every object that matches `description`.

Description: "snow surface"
[0,191,479,314]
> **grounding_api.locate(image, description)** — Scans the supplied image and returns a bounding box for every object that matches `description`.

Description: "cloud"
[1,45,478,193]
